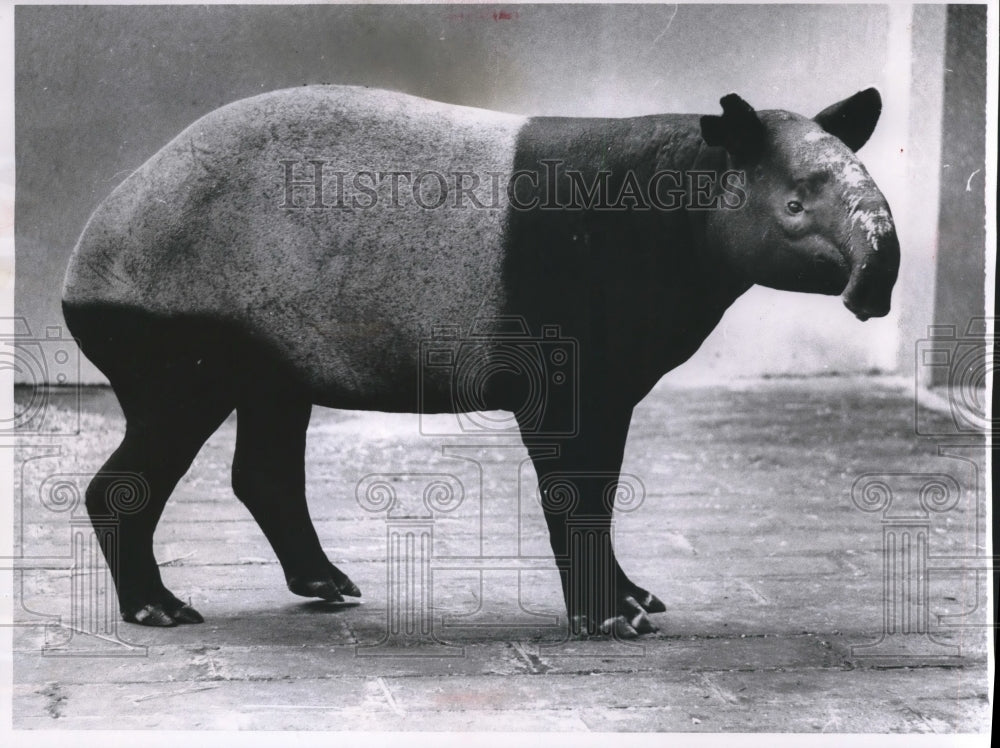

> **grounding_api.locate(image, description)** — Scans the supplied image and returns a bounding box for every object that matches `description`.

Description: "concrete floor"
[10,378,991,732]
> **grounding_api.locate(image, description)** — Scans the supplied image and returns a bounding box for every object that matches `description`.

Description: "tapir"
[63,85,899,635]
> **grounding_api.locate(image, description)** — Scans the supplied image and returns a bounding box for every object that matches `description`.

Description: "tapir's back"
[64,86,526,401]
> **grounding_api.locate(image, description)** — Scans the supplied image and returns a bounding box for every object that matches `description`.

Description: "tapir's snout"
[841,205,900,322]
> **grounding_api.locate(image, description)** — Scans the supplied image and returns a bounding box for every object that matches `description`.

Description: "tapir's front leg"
[521,405,663,638]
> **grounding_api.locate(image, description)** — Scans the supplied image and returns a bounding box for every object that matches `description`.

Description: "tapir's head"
[699,89,899,320]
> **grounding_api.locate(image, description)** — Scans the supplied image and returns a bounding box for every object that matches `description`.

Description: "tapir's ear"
[814,88,882,152]
[700,93,766,160]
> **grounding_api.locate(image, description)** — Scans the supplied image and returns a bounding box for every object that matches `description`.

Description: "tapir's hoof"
[570,614,643,639]
[121,594,205,626]
[328,563,362,598]
[287,562,361,602]
[633,589,667,614]
[621,595,660,634]
[166,602,205,624]
[122,600,205,627]
[337,577,362,598]
[288,577,345,602]
[123,604,176,627]
[568,593,661,639]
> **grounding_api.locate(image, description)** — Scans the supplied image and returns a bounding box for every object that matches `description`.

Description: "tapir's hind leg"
[232,389,361,603]
[65,304,242,625]
[85,370,235,627]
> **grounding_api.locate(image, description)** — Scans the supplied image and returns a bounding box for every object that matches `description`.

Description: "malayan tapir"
[62,85,899,636]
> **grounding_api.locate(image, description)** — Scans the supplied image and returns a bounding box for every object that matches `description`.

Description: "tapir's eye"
[786,200,804,215]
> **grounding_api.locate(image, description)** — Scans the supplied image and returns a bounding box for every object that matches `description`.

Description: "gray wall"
[14,4,972,384]
[929,4,989,385]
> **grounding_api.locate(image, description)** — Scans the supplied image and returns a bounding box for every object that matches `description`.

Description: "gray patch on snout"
[807,139,894,250]
[803,130,835,144]
[851,207,894,249]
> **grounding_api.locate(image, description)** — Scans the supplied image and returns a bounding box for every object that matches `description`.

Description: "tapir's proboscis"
[63,85,899,635]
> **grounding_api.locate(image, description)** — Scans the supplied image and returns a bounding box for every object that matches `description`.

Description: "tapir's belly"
[64,86,528,406]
